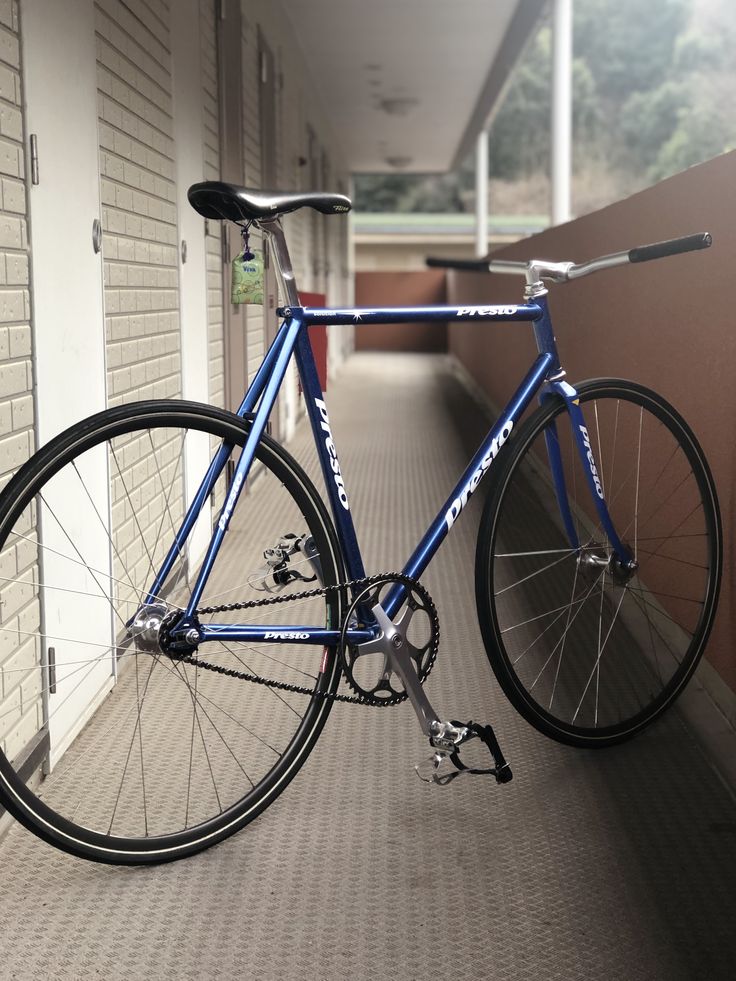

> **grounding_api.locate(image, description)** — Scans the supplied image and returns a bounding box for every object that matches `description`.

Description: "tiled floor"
[1,353,734,980]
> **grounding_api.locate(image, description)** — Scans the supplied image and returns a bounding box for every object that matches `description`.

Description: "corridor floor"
[1,353,734,980]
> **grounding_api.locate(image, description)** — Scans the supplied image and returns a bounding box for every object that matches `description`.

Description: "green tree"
[354,0,736,216]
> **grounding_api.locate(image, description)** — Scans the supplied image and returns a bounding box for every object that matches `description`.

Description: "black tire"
[475,379,722,747]
[0,401,343,863]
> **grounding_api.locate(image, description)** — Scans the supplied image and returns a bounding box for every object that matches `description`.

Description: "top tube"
[295,304,543,325]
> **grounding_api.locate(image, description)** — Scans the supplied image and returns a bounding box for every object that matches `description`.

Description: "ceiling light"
[385,155,413,169]
[378,97,419,116]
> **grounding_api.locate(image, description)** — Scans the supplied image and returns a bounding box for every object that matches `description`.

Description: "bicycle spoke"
[494,550,575,597]
[71,460,141,605]
[107,653,157,836]
[634,547,709,571]
[524,571,605,681]
[146,428,189,597]
[571,586,627,724]
[109,443,159,595]
[548,560,581,711]
[6,528,181,610]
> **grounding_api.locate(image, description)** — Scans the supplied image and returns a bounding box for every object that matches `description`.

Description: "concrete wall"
[355,270,447,352]
[447,150,736,702]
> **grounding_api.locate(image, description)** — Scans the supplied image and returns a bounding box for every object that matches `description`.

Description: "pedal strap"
[447,720,513,784]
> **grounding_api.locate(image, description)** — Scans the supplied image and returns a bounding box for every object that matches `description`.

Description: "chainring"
[338,574,439,707]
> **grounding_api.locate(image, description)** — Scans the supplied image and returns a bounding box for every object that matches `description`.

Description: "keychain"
[231,223,264,305]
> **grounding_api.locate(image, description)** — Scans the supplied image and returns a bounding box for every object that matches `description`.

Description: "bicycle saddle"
[188,181,352,222]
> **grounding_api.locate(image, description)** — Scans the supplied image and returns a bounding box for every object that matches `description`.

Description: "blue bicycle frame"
[151,295,631,650]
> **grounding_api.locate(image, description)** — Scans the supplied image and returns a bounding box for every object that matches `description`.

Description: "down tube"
[387,352,554,619]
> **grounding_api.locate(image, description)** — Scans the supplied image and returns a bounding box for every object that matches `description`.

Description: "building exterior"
[353,212,547,272]
[0,0,356,792]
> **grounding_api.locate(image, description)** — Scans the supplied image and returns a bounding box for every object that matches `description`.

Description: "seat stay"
[141,319,295,608]
[182,314,304,616]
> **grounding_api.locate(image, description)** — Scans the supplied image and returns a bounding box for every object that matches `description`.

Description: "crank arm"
[370,602,440,735]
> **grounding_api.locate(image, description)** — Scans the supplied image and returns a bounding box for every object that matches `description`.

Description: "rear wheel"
[0,401,343,862]
[475,379,721,747]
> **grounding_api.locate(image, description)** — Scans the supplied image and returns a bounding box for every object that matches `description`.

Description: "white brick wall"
[95,0,181,408]
[0,0,42,764]
[95,0,186,615]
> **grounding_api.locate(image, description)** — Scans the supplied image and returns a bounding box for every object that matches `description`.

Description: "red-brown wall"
[448,150,736,694]
[354,270,447,351]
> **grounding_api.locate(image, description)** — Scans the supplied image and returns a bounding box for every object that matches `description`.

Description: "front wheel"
[475,379,722,747]
[0,401,343,862]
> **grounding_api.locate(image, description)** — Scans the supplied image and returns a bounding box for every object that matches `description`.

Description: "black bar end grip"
[425,256,491,271]
[628,232,712,264]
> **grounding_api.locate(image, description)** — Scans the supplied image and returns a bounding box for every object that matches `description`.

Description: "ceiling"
[282,0,546,174]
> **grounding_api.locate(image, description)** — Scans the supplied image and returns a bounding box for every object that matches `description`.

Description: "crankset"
[161,565,512,788]
[339,574,439,706]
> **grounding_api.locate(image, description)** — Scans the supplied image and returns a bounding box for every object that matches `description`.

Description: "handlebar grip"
[628,232,712,264]
[425,256,490,271]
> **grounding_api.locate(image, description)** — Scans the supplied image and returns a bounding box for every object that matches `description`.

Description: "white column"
[551,0,573,225]
[475,129,489,257]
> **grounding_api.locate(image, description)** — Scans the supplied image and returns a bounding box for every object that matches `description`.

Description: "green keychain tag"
[231,249,264,305]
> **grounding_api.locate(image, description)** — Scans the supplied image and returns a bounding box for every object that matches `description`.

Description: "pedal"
[248,533,320,592]
[415,751,461,786]
[415,720,513,786]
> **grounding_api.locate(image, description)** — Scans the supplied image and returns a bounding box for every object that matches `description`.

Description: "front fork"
[544,379,635,570]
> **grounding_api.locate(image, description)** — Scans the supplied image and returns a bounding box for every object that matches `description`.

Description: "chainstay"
[181,573,434,705]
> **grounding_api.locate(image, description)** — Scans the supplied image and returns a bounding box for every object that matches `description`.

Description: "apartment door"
[22,0,113,765]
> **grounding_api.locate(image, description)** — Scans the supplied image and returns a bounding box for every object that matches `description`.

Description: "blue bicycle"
[0,183,721,863]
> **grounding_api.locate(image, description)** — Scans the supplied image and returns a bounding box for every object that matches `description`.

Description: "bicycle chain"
[175,572,439,707]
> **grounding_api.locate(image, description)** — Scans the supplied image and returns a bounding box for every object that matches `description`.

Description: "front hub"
[577,543,638,584]
[610,552,639,584]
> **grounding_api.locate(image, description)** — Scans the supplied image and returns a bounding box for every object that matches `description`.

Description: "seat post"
[259,217,300,307]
